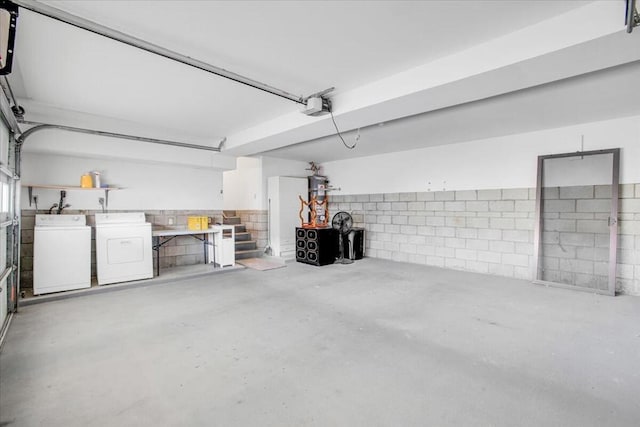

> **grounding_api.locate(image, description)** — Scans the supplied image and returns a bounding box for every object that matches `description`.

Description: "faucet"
[48,203,58,214]
[57,203,71,214]
[55,190,69,214]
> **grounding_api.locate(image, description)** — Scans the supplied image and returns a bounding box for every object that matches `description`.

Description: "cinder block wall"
[541,185,615,291]
[21,209,223,290]
[328,184,640,295]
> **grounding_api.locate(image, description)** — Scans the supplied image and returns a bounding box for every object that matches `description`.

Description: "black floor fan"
[332,211,354,264]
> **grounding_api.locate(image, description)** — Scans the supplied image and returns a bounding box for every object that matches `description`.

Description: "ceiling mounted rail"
[0,78,21,134]
[11,0,331,105]
[17,120,224,152]
[1,76,24,118]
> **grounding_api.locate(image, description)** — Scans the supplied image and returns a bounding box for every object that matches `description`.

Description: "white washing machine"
[34,214,91,295]
[94,212,153,285]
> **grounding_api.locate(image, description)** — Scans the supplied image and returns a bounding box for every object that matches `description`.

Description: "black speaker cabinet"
[296,227,338,266]
[344,228,365,260]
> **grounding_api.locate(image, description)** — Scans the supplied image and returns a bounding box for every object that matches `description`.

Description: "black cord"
[329,107,357,150]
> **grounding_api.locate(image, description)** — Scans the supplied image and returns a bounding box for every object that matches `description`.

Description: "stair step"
[223,216,242,225]
[235,240,257,251]
[232,224,246,233]
[229,231,251,241]
[235,249,264,260]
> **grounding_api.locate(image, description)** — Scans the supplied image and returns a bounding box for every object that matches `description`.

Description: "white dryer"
[34,214,91,295]
[94,212,153,285]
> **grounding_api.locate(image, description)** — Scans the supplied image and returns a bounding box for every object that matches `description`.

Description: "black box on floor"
[296,227,338,266]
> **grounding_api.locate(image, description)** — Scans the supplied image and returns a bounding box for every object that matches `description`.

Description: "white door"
[268,176,307,259]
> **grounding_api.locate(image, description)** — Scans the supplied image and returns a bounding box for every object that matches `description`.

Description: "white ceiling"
[263,61,640,162]
[7,0,638,165]
[30,1,588,96]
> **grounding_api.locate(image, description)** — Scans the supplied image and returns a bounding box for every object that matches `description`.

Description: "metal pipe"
[0,81,21,134]
[608,148,620,296]
[0,312,15,350]
[0,81,11,105]
[17,121,224,152]
[627,0,639,33]
[12,0,307,104]
[2,77,19,110]
[14,141,21,177]
[10,132,21,313]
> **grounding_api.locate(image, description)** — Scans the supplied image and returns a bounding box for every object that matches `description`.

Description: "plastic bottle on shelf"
[92,171,101,188]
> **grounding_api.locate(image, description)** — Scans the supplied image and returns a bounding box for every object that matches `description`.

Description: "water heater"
[308,175,329,224]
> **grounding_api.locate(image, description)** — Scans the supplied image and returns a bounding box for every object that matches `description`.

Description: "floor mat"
[237,258,287,271]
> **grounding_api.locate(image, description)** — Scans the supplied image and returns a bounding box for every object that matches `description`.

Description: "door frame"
[532,148,620,296]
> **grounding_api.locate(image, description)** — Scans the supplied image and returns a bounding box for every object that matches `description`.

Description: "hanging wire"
[328,105,357,150]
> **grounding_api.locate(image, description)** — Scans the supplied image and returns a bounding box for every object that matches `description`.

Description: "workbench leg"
[213,233,217,267]
[153,236,160,277]
[204,233,208,264]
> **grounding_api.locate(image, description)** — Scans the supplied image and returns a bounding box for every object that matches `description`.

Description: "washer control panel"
[35,215,87,226]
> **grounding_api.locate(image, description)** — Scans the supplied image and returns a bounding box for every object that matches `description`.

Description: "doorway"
[533,149,620,296]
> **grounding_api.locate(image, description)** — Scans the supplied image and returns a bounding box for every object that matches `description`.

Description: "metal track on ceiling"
[11,0,327,105]
[17,120,225,152]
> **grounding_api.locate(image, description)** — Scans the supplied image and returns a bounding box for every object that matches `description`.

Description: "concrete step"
[235,249,263,260]
[223,216,242,225]
[229,224,246,233]
[230,232,252,242]
[235,240,257,251]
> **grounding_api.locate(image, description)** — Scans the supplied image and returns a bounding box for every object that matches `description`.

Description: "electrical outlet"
[168,216,175,226]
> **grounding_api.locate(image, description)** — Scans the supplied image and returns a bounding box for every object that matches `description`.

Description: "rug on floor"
[237,258,287,271]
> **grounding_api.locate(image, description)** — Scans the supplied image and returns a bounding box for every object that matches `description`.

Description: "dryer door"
[96,224,153,285]
[107,237,144,264]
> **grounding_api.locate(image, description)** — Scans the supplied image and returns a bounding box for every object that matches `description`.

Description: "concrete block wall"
[236,210,268,250]
[328,184,640,295]
[541,185,614,291]
[21,209,223,290]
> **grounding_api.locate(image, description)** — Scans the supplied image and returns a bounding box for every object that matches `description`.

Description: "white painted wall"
[222,157,262,211]
[323,115,640,194]
[21,152,223,210]
[261,156,309,208]
[223,156,308,210]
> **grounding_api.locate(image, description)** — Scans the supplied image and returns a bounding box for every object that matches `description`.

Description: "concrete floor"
[1,258,640,426]
[20,263,244,305]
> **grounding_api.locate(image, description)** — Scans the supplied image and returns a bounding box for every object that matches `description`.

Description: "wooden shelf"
[25,185,122,209]
[25,185,121,191]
